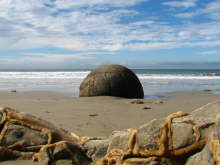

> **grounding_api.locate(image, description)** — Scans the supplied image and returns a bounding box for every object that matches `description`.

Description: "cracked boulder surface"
[1,100,220,165]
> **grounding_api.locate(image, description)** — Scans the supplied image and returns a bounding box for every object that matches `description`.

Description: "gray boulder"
[79,65,144,98]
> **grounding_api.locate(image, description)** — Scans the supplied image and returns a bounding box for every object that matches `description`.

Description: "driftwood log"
[0,101,220,164]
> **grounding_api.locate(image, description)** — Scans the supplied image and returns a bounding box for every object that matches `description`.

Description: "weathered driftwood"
[1,101,220,165]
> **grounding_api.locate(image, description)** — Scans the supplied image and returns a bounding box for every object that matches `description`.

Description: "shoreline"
[1,87,219,98]
[0,90,220,137]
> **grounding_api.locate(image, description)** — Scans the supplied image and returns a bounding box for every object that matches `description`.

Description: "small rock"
[130,99,144,104]
[89,114,99,117]
[10,90,17,93]
[204,89,212,92]
[143,107,152,110]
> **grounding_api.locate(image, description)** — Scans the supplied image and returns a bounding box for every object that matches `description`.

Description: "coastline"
[0,90,220,137]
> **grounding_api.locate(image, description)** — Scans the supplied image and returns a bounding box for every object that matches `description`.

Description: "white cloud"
[103,44,124,51]
[175,1,220,19]
[175,12,195,18]
[200,50,220,55]
[54,0,147,8]
[0,0,140,51]
[162,0,198,8]
[124,42,179,51]
[0,0,219,55]
[22,52,97,60]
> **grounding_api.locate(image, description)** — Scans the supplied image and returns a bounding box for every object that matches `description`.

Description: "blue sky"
[0,0,220,69]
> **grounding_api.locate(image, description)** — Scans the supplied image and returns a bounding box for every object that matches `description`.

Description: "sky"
[0,0,220,69]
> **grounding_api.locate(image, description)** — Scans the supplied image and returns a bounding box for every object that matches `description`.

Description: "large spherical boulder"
[79,64,144,98]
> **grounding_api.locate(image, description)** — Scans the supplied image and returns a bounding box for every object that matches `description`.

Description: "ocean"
[0,69,220,98]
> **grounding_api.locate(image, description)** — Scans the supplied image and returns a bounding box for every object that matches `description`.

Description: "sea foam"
[1,72,220,80]
[0,71,220,95]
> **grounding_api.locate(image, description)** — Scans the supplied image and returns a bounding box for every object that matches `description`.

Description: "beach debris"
[204,89,212,92]
[10,90,17,93]
[1,101,220,164]
[89,114,99,117]
[79,64,144,99]
[145,100,164,104]
[153,100,163,104]
[129,99,144,104]
[143,106,152,110]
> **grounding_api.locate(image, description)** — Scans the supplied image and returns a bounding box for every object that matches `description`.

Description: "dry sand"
[0,90,220,164]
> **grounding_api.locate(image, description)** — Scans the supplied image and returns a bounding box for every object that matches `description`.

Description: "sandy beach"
[0,90,220,138]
